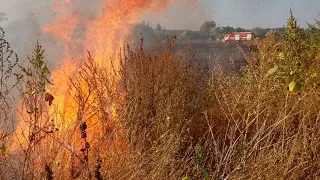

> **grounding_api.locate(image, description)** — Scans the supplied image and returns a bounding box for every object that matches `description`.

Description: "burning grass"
[1,7,320,180]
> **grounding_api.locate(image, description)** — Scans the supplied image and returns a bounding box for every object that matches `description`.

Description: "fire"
[11,0,198,172]
[42,0,174,132]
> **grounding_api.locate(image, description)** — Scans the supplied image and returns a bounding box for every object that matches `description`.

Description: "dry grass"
[1,14,320,180]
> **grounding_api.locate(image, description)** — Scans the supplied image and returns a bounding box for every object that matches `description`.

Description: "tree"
[128,22,155,51]
[212,26,236,40]
[252,27,268,38]
[16,41,55,178]
[0,27,18,151]
[0,12,7,23]
[189,31,201,40]
[214,27,225,40]
[235,27,249,32]
[221,26,235,33]
[199,21,216,39]
[156,23,162,31]
[280,9,309,85]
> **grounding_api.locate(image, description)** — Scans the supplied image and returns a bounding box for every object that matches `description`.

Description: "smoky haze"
[0,0,105,68]
[143,0,210,30]
[0,0,211,69]
[0,0,211,113]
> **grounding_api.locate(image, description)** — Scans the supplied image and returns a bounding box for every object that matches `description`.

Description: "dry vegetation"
[1,12,320,180]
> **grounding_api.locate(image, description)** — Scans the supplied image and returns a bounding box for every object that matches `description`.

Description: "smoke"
[0,0,209,69]
[1,0,103,68]
[143,0,210,30]
[1,0,51,61]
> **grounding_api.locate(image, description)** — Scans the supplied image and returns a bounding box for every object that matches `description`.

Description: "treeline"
[131,20,312,42]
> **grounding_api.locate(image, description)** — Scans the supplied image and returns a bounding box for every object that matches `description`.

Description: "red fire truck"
[222,32,254,42]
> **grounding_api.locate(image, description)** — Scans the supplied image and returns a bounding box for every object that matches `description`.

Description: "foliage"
[199,21,216,39]
[0,12,7,23]
[0,27,18,179]
[12,41,56,179]
[128,21,155,50]
[194,144,209,180]
[181,177,191,180]
[0,27,19,129]
[156,23,162,31]
[189,31,201,40]
[258,9,320,94]
[235,27,250,32]
[0,28,18,176]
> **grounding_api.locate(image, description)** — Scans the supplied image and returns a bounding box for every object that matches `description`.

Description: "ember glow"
[13,0,181,151]
[12,0,197,163]
[39,0,170,130]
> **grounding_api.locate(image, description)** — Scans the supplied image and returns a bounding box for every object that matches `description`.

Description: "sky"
[0,0,319,73]
[201,0,320,29]
[145,0,320,29]
[0,0,320,30]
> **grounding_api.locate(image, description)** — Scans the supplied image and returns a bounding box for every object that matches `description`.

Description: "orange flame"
[43,0,174,129]
[12,0,198,162]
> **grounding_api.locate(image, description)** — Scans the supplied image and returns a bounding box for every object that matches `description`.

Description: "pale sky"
[201,0,320,29]
[0,0,319,30]
[146,0,320,29]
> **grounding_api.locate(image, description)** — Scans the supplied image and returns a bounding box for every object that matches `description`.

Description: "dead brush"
[118,36,211,151]
[45,164,53,180]
[3,11,320,179]
[0,27,18,179]
[92,36,213,179]
[94,156,102,180]
[200,12,320,179]
[70,121,91,179]
[10,42,58,179]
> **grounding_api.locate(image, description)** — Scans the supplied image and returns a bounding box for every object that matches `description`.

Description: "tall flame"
[40,0,173,137]
[9,0,200,176]
[37,0,176,151]
[13,0,201,143]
